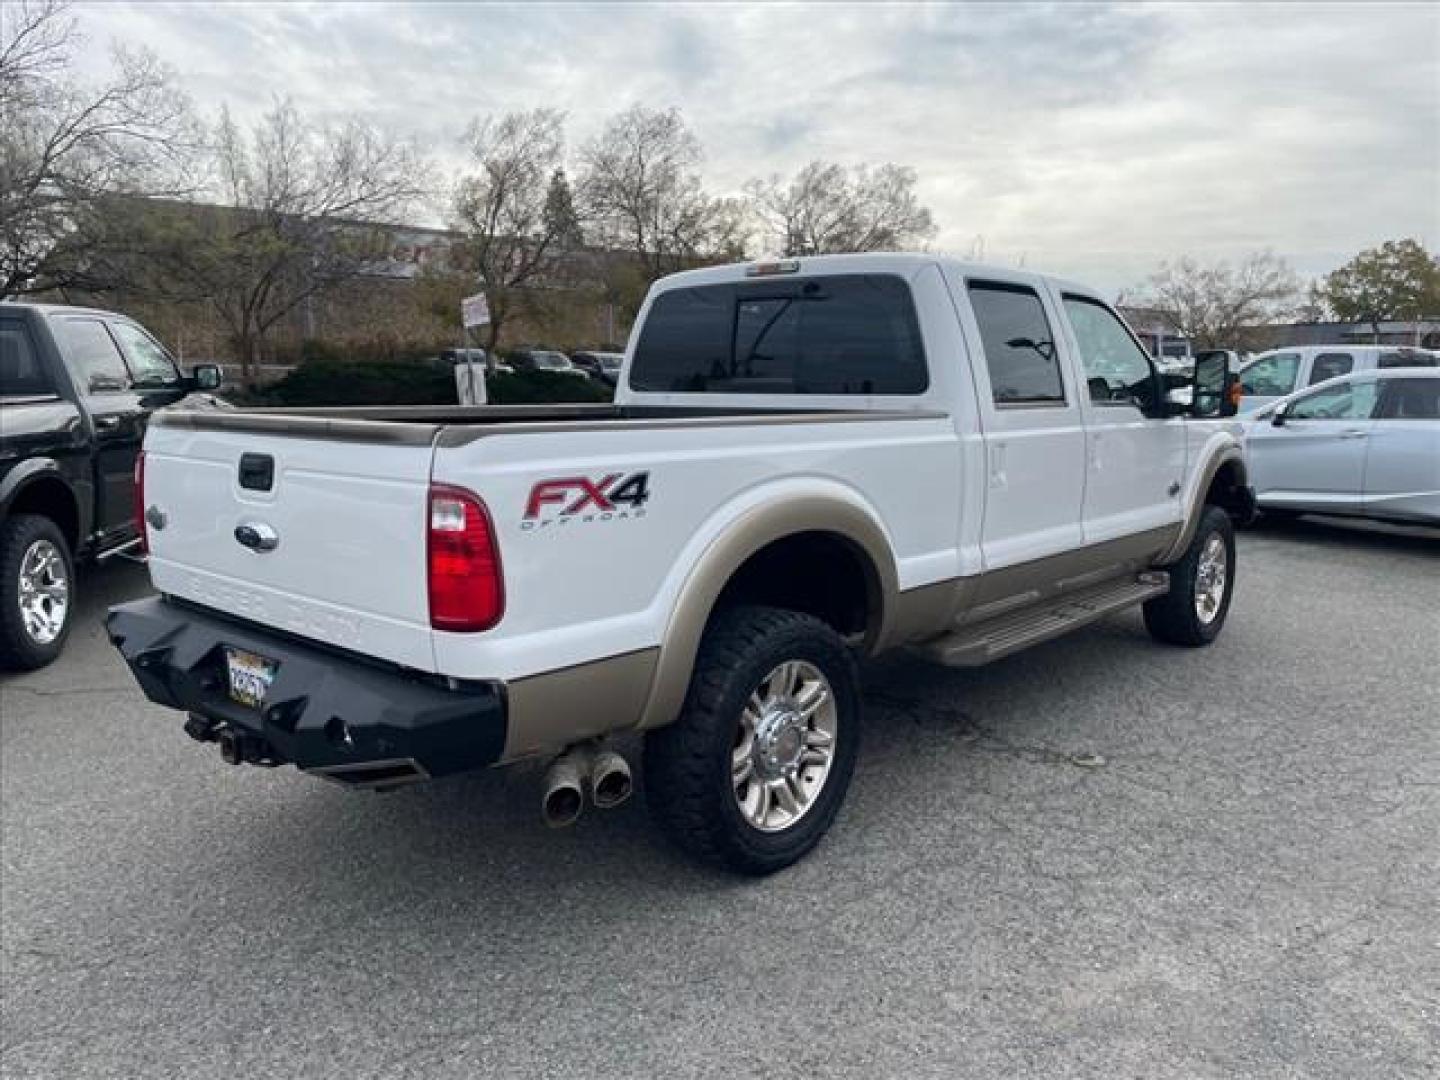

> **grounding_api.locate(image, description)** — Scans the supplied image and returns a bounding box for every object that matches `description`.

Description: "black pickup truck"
[0,302,222,670]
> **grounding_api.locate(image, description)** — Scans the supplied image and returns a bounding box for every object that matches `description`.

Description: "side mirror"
[1270,404,1288,427]
[190,364,223,391]
[1190,350,1240,418]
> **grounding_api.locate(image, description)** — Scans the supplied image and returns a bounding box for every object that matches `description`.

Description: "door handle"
[988,443,1007,489]
[94,415,122,430]
[1340,429,1369,440]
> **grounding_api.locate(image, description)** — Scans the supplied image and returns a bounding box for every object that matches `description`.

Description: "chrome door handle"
[234,522,280,552]
[94,415,121,430]
[1340,429,1369,439]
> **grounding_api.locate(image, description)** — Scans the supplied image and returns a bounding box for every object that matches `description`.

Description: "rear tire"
[1144,505,1235,647]
[0,514,75,671]
[644,605,860,875]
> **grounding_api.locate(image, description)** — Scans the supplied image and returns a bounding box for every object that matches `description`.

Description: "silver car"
[1246,368,1440,525]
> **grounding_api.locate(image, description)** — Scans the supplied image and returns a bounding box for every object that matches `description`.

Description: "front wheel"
[644,605,861,875]
[0,514,76,671]
[1144,505,1236,647]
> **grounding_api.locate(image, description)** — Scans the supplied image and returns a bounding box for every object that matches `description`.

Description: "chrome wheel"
[732,660,837,833]
[17,539,69,646]
[1194,531,1228,625]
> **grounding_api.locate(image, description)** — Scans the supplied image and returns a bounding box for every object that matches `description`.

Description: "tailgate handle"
[238,453,275,492]
[234,522,279,552]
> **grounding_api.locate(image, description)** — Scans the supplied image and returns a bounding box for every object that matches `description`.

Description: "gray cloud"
[73,0,1439,292]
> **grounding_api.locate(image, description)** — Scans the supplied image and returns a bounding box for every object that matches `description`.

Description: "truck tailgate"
[142,419,439,672]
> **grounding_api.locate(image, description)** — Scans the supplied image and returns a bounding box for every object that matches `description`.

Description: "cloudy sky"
[74,1,1438,292]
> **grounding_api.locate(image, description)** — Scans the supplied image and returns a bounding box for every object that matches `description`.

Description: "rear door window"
[55,318,129,392]
[629,274,928,394]
[1308,352,1354,385]
[0,320,52,397]
[1377,378,1440,420]
[968,281,1065,405]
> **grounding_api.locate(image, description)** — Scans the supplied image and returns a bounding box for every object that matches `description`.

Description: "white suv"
[1237,345,1438,414]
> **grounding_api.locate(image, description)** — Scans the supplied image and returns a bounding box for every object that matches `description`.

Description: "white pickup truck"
[108,254,1252,874]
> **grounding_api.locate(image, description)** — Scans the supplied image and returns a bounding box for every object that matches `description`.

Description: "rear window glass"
[629,274,927,395]
[0,321,52,397]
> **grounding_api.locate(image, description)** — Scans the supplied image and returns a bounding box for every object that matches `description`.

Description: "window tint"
[1288,379,1379,421]
[1308,352,1353,385]
[56,319,128,392]
[1062,295,1156,409]
[968,282,1063,404]
[1378,350,1439,369]
[109,321,178,386]
[0,321,51,397]
[630,274,928,394]
[1378,378,1440,420]
[1239,352,1300,397]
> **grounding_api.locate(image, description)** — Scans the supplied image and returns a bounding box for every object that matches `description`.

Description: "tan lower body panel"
[499,526,1180,760]
[956,524,1179,626]
[501,647,659,762]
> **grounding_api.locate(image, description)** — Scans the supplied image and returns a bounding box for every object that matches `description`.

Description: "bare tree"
[746,161,936,256]
[452,109,577,356]
[579,106,738,282]
[0,0,196,295]
[127,101,427,382]
[1136,252,1302,350]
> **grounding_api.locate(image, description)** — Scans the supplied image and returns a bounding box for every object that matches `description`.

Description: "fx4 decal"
[522,471,650,529]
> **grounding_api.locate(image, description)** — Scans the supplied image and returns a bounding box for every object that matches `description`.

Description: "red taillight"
[134,450,147,555]
[427,483,504,632]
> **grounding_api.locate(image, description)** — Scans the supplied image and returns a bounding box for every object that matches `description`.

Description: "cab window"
[109,321,179,387]
[0,321,52,398]
[55,319,129,393]
[968,282,1064,405]
[1308,352,1353,385]
[1287,378,1379,421]
[1240,352,1300,397]
[1062,295,1156,410]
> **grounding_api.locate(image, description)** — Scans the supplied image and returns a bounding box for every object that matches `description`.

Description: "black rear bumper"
[106,597,506,785]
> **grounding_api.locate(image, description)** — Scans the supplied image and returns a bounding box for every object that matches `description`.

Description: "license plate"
[225,648,277,709]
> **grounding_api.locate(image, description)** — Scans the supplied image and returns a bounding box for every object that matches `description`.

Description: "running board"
[913,571,1170,668]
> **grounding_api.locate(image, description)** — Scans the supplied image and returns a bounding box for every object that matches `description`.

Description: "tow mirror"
[190,364,223,391]
[1191,350,1239,418]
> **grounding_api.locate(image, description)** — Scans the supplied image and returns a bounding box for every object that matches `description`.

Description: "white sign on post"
[457,292,491,406]
[454,362,486,405]
[461,292,491,328]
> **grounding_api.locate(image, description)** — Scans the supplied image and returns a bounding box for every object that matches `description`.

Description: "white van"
[1237,345,1438,414]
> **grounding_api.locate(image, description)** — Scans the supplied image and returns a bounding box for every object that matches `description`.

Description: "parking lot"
[1,518,1436,1079]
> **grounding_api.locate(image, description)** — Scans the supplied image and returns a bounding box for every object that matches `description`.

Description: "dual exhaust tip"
[542,745,633,828]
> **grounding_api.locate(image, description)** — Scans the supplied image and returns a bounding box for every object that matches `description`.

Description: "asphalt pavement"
[2,517,1437,1079]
